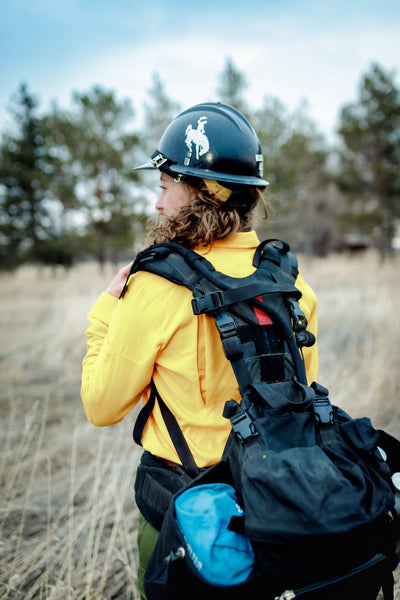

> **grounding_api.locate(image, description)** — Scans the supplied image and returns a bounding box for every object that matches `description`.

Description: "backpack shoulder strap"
[126,243,220,475]
[133,381,200,479]
[120,242,216,298]
[253,238,299,280]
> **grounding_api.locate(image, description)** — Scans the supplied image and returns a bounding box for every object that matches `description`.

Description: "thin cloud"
[0,0,399,140]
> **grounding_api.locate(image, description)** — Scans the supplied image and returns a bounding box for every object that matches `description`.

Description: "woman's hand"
[104,262,133,298]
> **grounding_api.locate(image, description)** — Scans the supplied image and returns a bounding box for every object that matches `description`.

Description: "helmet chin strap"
[173,174,183,183]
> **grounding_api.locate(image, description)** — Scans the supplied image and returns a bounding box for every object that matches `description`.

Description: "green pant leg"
[137,512,159,600]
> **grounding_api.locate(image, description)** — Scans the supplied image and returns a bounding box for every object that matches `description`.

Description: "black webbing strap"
[133,383,157,445]
[191,278,301,315]
[212,308,253,394]
[133,382,200,479]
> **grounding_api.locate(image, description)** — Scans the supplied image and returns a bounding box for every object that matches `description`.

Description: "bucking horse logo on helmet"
[184,116,210,164]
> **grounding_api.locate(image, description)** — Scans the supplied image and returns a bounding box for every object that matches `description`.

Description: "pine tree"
[46,85,143,267]
[0,84,74,268]
[253,98,332,254]
[337,63,400,257]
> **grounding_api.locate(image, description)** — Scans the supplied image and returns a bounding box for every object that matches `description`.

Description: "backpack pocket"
[238,432,397,589]
[241,444,390,543]
[144,471,258,600]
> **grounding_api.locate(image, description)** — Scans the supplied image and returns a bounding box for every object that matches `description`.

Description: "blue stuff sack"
[144,460,260,600]
[174,483,254,586]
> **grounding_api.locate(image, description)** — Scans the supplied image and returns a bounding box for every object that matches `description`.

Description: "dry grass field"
[0,250,399,599]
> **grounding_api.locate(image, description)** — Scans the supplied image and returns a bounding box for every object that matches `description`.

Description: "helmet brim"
[132,160,157,171]
[132,159,269,187]
[168,163,269,187]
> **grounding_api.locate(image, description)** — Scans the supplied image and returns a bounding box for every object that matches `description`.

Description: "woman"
[81,102,318,599]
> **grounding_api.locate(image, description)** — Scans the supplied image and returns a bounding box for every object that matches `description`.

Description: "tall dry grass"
[0,251,399,599]
[301,250,400,434]
[0,263,143,599]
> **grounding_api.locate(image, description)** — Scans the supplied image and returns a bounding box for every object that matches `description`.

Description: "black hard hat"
[134,102,268,188]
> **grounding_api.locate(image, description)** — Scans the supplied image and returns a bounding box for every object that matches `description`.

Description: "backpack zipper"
[274,552,388,599]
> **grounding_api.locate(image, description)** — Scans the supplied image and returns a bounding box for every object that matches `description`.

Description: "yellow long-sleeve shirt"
[81,231,318,467]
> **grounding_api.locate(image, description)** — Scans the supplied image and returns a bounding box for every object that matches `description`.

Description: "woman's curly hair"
[143,176,268,249]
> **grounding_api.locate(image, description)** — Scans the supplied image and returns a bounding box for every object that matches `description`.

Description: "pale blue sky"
[0,0,399,140]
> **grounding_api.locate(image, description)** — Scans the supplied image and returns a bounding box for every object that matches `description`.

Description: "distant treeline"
[0,59,399,268]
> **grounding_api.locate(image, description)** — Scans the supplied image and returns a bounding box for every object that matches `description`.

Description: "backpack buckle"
[313,397,334,425]
[287,299,307,332]
[214,311,243,359]
[192,290,225,314]
[231,409,259,443]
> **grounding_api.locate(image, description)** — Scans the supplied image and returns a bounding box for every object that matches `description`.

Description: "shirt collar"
[196,231,260,253]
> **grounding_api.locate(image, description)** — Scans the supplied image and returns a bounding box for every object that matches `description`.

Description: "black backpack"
[126,239,400,600]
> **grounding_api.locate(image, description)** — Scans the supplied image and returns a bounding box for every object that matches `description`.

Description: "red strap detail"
[254,296,273,325]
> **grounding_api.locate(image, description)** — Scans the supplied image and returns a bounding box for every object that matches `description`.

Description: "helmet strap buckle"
[151,152,168,169]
